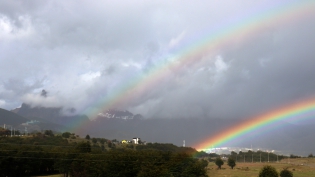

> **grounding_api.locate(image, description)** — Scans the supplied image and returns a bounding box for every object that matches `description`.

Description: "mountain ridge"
[0,107,29,126]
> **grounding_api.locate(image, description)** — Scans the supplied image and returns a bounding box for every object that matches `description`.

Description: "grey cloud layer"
[1,0,315,120]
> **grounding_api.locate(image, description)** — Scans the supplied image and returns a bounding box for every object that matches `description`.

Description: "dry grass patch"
[206,158,315,177]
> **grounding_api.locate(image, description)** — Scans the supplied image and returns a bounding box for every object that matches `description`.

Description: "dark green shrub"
[259,165,278,177]
[215,157,224,169]
[227,157,236,169]
[280,168,293,177]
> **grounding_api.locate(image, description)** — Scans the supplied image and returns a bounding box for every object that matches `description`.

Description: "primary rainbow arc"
[70,1,315,134]
[195,98,315,151]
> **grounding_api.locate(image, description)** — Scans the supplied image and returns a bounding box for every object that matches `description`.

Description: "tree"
[85,134,90,140]
[215,157,224,169]
[44,130,54,136]
[200,159,209,169]
[62,132,71,138]
[227,157,236,169]
[308,153,313,158]
[231,151,237,156]
[280,168,293,177]
[259,165,278,177]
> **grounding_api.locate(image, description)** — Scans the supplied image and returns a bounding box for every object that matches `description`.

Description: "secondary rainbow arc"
[69,1,315,133]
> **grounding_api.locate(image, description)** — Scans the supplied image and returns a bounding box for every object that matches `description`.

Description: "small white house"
[132,137,141,144]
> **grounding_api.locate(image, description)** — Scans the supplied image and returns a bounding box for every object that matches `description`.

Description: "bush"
[259,165,278,177]
[215,157,224,169]
[280,168,293,177]
[227,157,236,169]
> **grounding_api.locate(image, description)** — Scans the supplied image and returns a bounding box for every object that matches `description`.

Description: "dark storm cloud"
[0,0,315,122]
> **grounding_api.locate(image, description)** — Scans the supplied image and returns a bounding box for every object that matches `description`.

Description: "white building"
[133,137,141,144]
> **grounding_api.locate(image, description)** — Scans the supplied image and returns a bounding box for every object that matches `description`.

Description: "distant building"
[121,140,128,144]
[133,137,141,144]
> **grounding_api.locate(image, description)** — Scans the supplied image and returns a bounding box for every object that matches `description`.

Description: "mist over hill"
[11,103,89,131]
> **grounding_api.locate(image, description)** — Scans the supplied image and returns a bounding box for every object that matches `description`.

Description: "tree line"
[229,150,289,163]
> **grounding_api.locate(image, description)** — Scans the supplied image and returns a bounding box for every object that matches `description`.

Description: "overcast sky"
[1,0,315,120]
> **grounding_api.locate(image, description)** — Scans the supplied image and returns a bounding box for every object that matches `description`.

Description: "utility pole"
[260,153,261,163]
[268,152,269,163]
[244,155,245,163]
[277,154,278,163]
[10,127,12,137]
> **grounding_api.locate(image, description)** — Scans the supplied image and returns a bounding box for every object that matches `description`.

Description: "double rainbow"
[72,1,315,133]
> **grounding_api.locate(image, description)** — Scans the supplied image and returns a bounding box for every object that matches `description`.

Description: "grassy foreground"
[31,157,315,177]
[207,158,315,177]
[33,158,315,177]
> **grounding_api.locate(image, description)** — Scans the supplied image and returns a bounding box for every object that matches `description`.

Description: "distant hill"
[0,107,69,133]
[0,107,29,126]
[12,103,63,121]
[11,103,90,131]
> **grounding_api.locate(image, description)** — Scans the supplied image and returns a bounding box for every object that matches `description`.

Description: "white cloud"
[21,93,61,108]
[80,71,101,82]
[121,61,143,69]
[214,56,229,73]
[0,15,34,40]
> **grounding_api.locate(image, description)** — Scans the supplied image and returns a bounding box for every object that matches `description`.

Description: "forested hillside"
[0,131,208,177]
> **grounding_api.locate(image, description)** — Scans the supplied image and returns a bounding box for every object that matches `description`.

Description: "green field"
[207,158,315,177]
